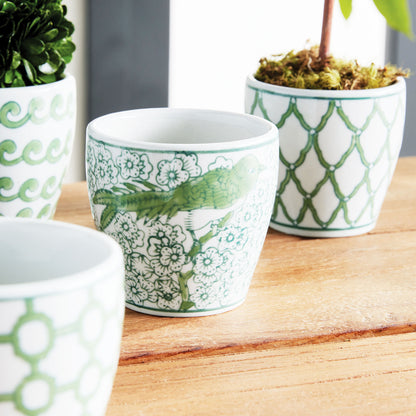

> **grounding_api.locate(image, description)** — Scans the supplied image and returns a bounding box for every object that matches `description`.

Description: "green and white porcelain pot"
[0,75,76,219]
[86,108,279,317]
[0,218,125,416]
[245,75,406,237]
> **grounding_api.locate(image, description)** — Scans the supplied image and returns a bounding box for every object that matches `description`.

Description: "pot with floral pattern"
[86,108,278,317]
[0,75,76,219]
[245,75,406,237]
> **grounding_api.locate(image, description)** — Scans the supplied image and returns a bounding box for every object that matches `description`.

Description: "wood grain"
[106,332,416,416]
[56,158,416,415]
[56,158,416,360]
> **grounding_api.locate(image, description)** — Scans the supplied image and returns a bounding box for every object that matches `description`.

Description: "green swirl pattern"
[0,132,72,167]
[0,94,74,129]
[0,80,75,219]
[0,175,63,203]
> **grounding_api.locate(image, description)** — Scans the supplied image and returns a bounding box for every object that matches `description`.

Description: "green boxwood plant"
[0,0,75,87]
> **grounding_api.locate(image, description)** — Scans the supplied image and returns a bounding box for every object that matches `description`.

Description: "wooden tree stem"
[319,0,335,62]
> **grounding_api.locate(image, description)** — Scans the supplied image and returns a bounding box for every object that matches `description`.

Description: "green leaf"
[60,19,75,36]
[38,73,56,84]
[100,206,117,230]
[1,1,17,13]
[11,74,25,87]
[22,58,36,83]
[4,69,15,84]
[0,0,76,86]
[47,49,62,70]
[11,51,21,69]
[27,16,41,34]
[179,301,195,311]
[30,50,48,66]
[54,27,69,41]
[339,0,352,19]
[373,0,414,38]
[22,38,45,55]
[123,182,141,192]
[39,28,59,42]
[55,39,76,62]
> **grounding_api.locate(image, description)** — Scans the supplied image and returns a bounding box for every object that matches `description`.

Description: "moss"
[254,46,409,90]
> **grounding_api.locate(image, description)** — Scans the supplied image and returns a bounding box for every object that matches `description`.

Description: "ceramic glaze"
[0,75,76,219]
[86,108,279,317]
[0,218,124,416]
[245,75,406,237]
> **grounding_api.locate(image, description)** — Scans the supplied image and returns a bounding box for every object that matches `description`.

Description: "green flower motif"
[97,160,118,187]
[148,220,187,247]
[111,212,144,253]
[116,150,152,180]
[155,277,182,310]
[92,143,118,188]
[191,282,222,309]
[108,230,125,251]
[208,156,233,171]
[126,253,154,279]
[235,198,263,226]
[150,242,188,277]
[194,247,224,283]
[125,272,157,305]
[86,142,97,190]
[156,158,189,189]
[95,143,112,165]
[160,244,187,272]
[174,152,202,177]
[217,226,248,252]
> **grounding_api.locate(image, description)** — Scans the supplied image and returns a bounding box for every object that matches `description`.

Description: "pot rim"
[87,107,278,151]
[0,72,75,93]
[0,217,123,299]
[246,74,406,100]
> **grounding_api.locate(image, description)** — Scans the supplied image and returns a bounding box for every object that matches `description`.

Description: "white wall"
[169,0,386,112]
[65,0,87,183]
[62,0,388,182]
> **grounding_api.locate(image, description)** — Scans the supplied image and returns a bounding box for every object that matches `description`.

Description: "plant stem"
[319,0,335,62]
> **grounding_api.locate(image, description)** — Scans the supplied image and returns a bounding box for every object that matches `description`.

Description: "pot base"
[270,221,376,238]
[125,298,246,317]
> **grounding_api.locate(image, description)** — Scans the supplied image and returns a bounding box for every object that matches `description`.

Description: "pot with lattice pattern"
[245,75,406,237]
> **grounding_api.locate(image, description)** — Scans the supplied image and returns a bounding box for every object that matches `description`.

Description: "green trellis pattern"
[247,85,405,233]
[0,275,123,416]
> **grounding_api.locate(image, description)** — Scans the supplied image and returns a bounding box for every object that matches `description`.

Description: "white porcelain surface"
[245,75,406,237]
[0,75,76,219]
[87,108,279,316]
[0,218,125,416]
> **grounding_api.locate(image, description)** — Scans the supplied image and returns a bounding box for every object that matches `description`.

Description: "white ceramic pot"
[245,75,406,237]
[0,218,125,416]
[0,75,76,219]
[86,108,279,316]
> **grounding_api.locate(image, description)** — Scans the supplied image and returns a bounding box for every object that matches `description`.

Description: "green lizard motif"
[93,155,264,230]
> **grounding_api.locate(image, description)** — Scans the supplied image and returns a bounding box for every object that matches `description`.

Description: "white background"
[66,0,386,182]
[169,0,386,111]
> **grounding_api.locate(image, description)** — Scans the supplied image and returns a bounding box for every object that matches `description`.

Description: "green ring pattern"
[0,95,74,129]
[248,88,405,231]
[0,279,123,415]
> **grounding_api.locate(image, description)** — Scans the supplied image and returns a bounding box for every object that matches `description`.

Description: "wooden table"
[56,157,416,415]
